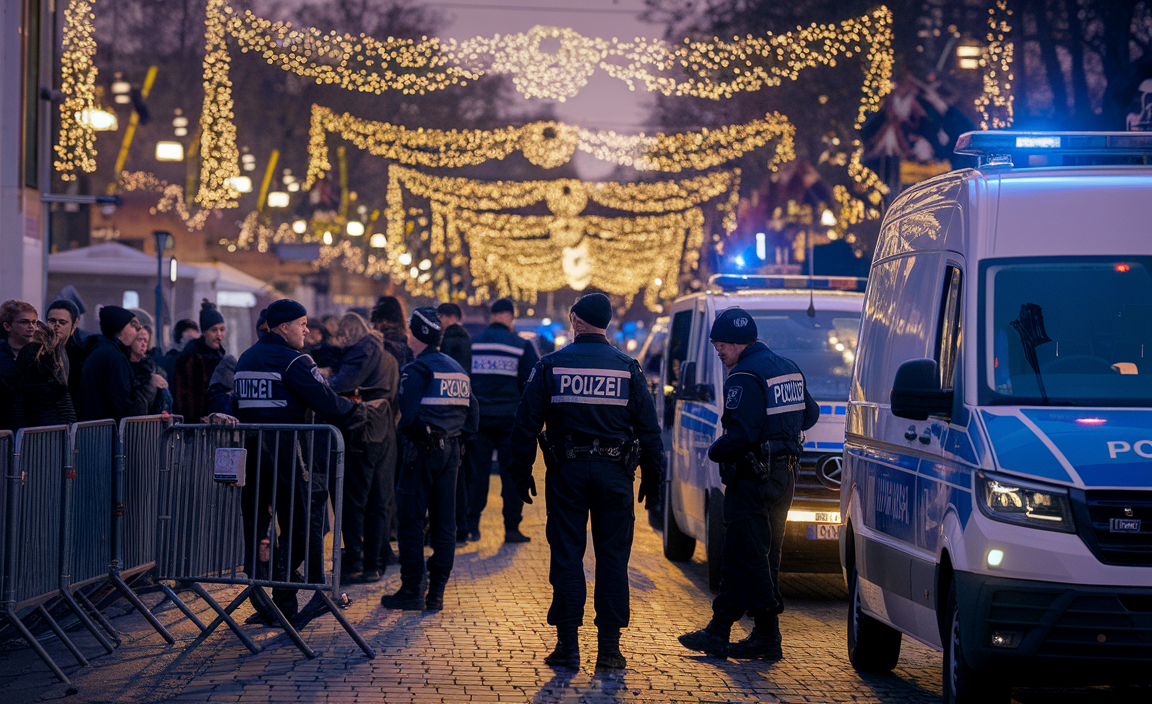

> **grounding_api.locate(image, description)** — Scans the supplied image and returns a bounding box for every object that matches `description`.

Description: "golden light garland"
[375,165,738,303]
[463,208,705,310]
[305,105,793,186]
[197,2,891,205]
[117,171,212,230]
[220,0,891,107]
[197,0,241,208]
[55,0,98,179]
[975,0,1014,129]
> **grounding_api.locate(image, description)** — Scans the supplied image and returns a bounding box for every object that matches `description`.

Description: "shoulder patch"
[311,366,327,385]
[725,385,743,409]
[526,366,537,384]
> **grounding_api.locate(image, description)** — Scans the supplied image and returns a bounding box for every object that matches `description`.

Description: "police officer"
[679,308,819,660]
[233,299,358,628]
[506,293,663,671]
[381,307,478,612]
[465,298,540,543]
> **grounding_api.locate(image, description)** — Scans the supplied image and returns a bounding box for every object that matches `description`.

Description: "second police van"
[659,275,865,589]
[842,132,1152,703]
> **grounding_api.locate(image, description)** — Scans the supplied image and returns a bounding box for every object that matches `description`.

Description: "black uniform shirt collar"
[487,322,512,332]
[260,331,297,351]
[737,340,767,363]
[417,345,441,358]
[574,333,610,345]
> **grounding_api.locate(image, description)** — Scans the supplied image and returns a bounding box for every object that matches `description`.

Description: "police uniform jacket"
[233,331,355,425]
[708,341,819,464]
[508,333,662,474]
[397,347,479,438]
[469,323,540,420]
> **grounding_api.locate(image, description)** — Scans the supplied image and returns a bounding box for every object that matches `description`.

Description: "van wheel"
[847,559,901,672]
[943,581,1009,704]
[663,481,695,562]
[706,488,725,592]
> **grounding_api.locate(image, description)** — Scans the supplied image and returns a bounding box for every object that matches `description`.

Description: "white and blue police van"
[658,275,865,590]
[841,132,1152,703]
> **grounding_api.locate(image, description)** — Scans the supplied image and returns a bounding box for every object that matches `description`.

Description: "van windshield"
[744,310,860,400]
[985,257,1152,406]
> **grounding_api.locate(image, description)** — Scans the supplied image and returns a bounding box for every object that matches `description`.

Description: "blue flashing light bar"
[708,274,867,293]
[955,131,1152,166]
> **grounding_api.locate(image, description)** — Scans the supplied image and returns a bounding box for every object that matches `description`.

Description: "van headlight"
[975,472,1075,533]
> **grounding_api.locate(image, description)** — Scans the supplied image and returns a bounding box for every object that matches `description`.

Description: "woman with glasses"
[13,320,76,428]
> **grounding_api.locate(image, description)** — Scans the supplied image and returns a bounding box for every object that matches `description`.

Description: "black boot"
[380,582,424,610]
[543,625,580,670]
[291,593,331,630]
[425,583,446,612]
[504,529,531,543]
[595,627,627,670]
[678,619,731,658]
[727,615,783,660]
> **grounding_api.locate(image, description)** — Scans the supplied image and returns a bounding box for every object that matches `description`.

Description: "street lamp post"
[153,230,172,352]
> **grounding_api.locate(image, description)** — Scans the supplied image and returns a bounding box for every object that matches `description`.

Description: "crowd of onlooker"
[0,289,488,586]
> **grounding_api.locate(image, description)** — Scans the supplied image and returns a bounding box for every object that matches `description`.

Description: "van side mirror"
[891,359,954,421]
[679,361,697,391]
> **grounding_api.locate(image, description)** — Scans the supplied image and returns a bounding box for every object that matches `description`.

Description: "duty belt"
[564,438,626,460]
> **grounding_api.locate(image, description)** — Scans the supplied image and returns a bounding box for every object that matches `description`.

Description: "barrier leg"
[110,573,175,644]
[160,583,206,631]
[250,586,317,659]
[6,613,72,685]
[59,589,115,654]
[76,589,121,647]
[35,604,88,667]
[315,590,375,659]
[187,584,261,655]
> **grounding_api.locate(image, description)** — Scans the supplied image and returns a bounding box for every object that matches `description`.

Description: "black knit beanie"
[99,305,136,338]
[409,307,442,346]
[199,299,225,331]
[570,293,612,329]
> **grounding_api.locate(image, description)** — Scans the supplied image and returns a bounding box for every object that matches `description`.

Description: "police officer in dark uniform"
[506,293,663,671]
[233,299,358,627]
[679,307,819,660]
[381,307,478,612]
[465,297,540,543]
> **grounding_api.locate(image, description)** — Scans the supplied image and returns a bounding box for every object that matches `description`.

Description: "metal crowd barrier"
[59,421,120,652]
[2,425,99,685]
[109,415,178,644]
[155,423,374,659]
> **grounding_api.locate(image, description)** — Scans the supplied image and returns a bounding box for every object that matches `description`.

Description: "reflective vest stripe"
[766,402,806,415]
[551,367,630,378]
[550,395,629,407]
[420,397,472,406]
[238,399,288,408]
[472,342,525,356]
[432,372,470,382]
[764,373,804,385]
[234,371,283,380]
[472,355,518,376]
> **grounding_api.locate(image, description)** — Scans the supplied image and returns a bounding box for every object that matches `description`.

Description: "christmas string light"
[462,208,706,310]
[55,0,98,179]
[198,0,241,208]
[117,171,212,230]
[305,104,792,187]
[975,0,1014,129]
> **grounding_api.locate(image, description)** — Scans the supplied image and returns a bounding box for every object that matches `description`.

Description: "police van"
[841,132,1152,703]
[659,275,865,589]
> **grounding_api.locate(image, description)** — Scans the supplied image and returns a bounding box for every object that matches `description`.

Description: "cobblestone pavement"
[0,464,1142,704]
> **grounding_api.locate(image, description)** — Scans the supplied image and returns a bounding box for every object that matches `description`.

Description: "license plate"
[807,524,842,540]
[1110,518,1142,533]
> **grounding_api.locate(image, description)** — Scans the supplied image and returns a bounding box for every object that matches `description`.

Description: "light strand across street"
[305,104,794,185]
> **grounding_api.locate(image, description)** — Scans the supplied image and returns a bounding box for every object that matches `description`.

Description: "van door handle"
[904,425,917,442]
[919,427,933,445]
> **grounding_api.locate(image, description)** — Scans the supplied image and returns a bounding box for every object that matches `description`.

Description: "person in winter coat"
[159,319,199,381]
[13,321,76,427]
[0,299,37,431]
[174,300,227,422]
[305,317,343,371]
[328,312,400,583]
[80,306,143,423]
[437,303,471,371]
[129,326,172,414]
[371,296,414,368]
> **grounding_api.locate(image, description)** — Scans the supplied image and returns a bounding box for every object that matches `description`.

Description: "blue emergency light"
[708,274,867,293]
[955,131,1152,166]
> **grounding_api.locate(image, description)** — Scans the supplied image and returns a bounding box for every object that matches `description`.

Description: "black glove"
[637,478,659,510]
[508,463,537,505]
[402,424,430,443]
